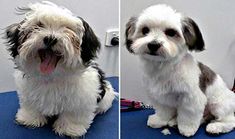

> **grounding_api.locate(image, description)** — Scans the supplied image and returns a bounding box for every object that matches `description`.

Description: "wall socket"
[105,29,119,47]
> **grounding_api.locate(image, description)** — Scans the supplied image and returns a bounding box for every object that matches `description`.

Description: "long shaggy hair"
[5,1,116,137]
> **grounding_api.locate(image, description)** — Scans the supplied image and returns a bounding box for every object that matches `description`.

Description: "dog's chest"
[142,62,189,106]
[16,72,99,116]
[26,81,82,115]
[142,56,198,106]
[15,68,100,116]
[144,73,183,106]
[144,65,183,91]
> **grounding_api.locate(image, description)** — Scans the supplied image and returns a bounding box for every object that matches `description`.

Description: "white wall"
[0,0,118,92]
[121,0,235,103]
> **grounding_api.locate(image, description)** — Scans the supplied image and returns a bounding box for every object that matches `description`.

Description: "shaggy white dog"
[5,1,116,137]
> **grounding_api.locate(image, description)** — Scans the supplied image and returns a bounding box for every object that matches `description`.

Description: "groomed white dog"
[5,1,116,137]
[125,4,235,137]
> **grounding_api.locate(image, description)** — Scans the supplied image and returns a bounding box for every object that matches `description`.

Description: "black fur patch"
[232,79,235,92]
[5,23,21,58]
[79,17,101,65]
[126,40,133,53]
[198,62,216,92]
[91,63,106,103]
[182,17,205,52]
[125,16,137,53]
[233,79,235,89]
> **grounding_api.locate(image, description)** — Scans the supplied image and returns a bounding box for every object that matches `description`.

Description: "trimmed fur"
[126,4,235,137]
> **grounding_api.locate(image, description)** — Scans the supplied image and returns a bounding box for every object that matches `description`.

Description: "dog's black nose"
[43,36,57,48]
[147,41,161,52]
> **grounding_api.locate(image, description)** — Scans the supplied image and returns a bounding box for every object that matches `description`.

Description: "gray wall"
[0,0,118,92]
[121,0,235,103]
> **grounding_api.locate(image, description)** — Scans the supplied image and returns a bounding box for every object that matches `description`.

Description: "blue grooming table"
[0,77,118,139]
[121,109,235,139]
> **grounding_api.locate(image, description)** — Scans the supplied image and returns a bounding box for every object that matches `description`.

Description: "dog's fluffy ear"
[5,23,21,58]
[182,17,205,52]
[79,18,101,64]
[125,16,137,53]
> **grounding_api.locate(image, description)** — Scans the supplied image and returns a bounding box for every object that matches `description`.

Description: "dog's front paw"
[178,124,198,137]
[15,108,47,127]
[53,119,88,137]
[147,114,168,128]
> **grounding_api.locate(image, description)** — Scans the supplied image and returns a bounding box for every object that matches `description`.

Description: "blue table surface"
[0,77,119,139]
[121,109,235,139]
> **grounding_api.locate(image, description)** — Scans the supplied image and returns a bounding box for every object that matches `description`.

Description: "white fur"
[10,1,116,137]
[18,1,84,69]
[143,53,208,137]
[130,4,185,60]
[14,67,116,137]
[128,4,235,137]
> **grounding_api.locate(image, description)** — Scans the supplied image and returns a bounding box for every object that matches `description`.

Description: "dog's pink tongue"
[40,53,57,74]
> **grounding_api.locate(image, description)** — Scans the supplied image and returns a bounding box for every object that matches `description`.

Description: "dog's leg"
[206,112,235,134]
[53,111,95,137]
[206,91,235,134]
[177,93,206,137]
[205,77,235,134]
[147,104,176,128]
[15,106,47,127]
[96,81,117,114]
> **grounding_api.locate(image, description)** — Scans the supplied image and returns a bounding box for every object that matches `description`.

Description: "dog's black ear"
[182,17,205,52]
[125,16,137,53]
[79,17,101,64]
[5,23,21,58]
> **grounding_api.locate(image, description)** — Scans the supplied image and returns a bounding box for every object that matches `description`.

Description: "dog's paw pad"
[147,114,167,128]
[53,120,87,137]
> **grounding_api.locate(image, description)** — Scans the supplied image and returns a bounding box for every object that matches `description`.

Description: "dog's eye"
[37,22,44,28]
[142,26,150,35]
[165,28,178,37]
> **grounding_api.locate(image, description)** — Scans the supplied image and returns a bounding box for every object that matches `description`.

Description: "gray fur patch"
[125,16,137,53]
[198,62,216,92]
[126,16,137,38]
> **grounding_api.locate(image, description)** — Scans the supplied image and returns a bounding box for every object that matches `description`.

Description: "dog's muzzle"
[147,41,162,55]
[38,36,61,74]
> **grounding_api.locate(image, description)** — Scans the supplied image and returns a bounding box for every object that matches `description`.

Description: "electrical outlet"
[105,29,119,47]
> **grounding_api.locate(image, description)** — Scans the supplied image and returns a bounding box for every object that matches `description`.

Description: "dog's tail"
[96,81,118,114]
